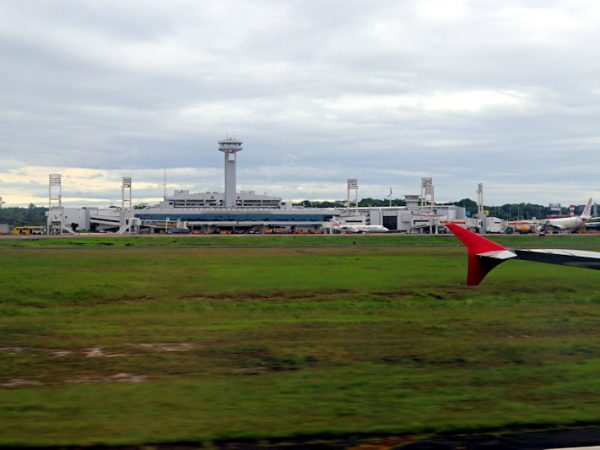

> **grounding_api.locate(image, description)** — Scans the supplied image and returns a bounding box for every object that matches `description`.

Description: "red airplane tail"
[445,223,510,285]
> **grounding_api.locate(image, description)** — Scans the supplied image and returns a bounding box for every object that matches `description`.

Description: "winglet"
[445,223,508,285]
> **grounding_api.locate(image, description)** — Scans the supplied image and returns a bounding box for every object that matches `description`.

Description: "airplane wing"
[513,249,600,269]
[445,223,600,285]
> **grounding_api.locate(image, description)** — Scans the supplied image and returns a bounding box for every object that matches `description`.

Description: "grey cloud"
[1,0,600,206]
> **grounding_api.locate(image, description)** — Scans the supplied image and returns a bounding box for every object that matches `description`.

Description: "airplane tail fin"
[445,223,512,285]
[581,198,593,219]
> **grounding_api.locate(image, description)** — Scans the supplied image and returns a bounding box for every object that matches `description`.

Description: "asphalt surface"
[6,428,599,449]
[395,428,600,450]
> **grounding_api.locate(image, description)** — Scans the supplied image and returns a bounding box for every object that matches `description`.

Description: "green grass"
[1,237,600,446]
[2,231,600,248]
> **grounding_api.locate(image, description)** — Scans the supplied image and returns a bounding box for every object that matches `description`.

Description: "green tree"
[453,198,478,216]
[0,206,48,226]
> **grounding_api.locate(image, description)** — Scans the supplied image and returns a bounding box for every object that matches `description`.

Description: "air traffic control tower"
[218,137,243,208]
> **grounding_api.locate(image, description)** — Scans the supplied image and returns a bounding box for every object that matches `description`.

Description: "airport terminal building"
[48,138,469,234]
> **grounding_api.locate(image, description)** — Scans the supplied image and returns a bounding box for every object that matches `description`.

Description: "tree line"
[0,199,593,226]
[452,198,590,220]
[0,205,48,226]
[293,198,407,208]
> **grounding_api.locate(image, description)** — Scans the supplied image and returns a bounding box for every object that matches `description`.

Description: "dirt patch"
[231,367,268,375]
[370,290,416,298]
[83,347,128,358]
[109,373,147,383]
[1,378,43,387]
[84,347,103,357]
[182,288,353,302]
[0,346,25,353]
[135,342,195,352]
[49,349,73,357]
[67,373,148,384]
[65,376,101,384]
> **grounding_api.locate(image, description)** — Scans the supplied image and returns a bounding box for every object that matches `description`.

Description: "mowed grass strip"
[3,232,600,249]
[1,244,600,446]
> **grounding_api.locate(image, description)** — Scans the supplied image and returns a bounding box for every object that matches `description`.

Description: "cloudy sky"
[1,0,599,207]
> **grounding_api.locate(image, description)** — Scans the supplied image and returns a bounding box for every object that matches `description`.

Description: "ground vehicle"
[12,226,46,235]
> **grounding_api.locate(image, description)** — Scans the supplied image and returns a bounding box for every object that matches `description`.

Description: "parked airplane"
[331,219,389,233]
[544,198,594,232]
[445,222,600,285]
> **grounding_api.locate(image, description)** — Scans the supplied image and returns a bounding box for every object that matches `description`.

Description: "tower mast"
[218,137,243,208]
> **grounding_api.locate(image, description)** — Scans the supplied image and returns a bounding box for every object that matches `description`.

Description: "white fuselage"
[545,216,585,232]
[546,198,594,232]
[337,224,389,233]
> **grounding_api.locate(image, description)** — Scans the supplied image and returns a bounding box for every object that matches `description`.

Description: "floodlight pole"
[48,174,63,235]
[347,179,358,214]
[421,177,434,209]
[120,177,133,234]
[477,182,486,234]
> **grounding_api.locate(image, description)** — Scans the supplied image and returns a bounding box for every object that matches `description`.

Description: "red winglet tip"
[467,253,487,286]
[445,223,506,285]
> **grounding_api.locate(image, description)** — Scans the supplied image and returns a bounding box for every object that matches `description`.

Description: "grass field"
[3,231,600,248]
[1,234,600,447]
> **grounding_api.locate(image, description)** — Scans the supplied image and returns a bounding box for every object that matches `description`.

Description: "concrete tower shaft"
[218,138,243,208]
